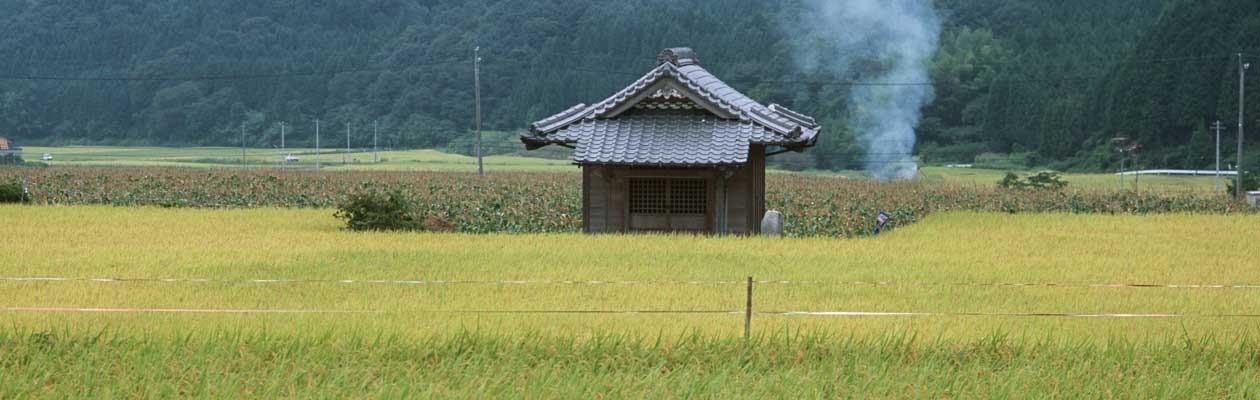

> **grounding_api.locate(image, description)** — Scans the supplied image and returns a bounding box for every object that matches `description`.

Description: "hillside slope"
[0,0,1198,171]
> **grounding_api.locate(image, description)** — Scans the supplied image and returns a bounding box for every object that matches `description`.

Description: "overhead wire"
[0,52,1244,86]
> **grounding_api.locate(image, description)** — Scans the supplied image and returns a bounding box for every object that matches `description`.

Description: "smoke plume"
[784,0,941,180]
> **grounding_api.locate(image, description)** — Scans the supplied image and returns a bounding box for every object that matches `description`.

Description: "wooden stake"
[745,276,753,339]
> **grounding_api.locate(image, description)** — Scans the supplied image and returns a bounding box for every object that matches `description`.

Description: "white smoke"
[784,0,941,180]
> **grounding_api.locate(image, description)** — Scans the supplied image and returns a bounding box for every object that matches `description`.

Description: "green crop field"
[919,166,1220,193]
[20,146,1226,193]
[3,205,1260,397]
[23,146,578,172]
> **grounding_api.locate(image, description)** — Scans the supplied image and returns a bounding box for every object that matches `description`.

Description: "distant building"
[522,48,821,234]
[0,137,21,157]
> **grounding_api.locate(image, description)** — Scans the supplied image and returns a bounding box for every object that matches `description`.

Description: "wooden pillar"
[718,176,727,234]
[582,166,591,233]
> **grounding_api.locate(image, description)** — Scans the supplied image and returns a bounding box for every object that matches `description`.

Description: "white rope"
[4,277,1260,290]
[0,307,379,314]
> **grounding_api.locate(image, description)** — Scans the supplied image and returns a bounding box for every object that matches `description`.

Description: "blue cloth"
[873,211,891,235]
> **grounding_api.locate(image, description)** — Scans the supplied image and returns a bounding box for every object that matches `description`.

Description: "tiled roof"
[0,137,8,151]
[524,48,820,165]
[548,110,797,166]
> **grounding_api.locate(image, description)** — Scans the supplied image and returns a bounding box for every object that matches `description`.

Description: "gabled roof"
[523,48,820,166]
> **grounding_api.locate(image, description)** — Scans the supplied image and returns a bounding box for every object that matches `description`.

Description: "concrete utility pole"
[373,119,379,163]
[1214,120,1224,194]
[1134,152,1140,195]
[474,46,484,177]
[1118,152,1126,191]
[280,122,286,150]
[1239,54,1250,201]
[315,119,321,170]
[1113,137,1138,192]
[241,122,246,167]
[345,122,351,165]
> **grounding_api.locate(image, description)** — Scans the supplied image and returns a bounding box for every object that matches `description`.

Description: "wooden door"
[628,177,709,232]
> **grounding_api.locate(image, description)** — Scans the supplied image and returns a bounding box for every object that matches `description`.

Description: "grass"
[920,166,1220,193]
[3,205,1260,397]
[23,146,577,172]
[5,332,1260,398]
[24,146,1224,193]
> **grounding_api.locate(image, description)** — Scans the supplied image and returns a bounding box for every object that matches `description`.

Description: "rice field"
[6,332,1260,398]
[3,205,1260,396]
[1,205,1258,338]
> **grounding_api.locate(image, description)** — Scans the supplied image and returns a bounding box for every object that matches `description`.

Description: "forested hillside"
[0,0,1254,171]
[1088,0,1260,171]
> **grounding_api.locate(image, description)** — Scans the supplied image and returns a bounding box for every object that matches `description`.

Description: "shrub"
[1024,171,1068,190]
[0,154,23,165]
[0,180,25,203]
[334,190,420,231]
[997,172,1025,189]
[998,171,1068,190]
[1226,171,1259,198]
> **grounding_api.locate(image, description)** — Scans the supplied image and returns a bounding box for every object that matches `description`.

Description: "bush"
[1226,171,1259,198]
[997,172,1024,189]
[998,171,1068,190]
[0,154,23,165]
[1024,171,1068,190]
[334,190,420,231]
[0,180,25,203]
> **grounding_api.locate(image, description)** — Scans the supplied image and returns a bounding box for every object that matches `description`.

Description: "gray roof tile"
[556,111,768,166]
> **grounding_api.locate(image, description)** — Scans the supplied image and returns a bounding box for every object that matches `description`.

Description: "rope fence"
[7,276,1260,338]
[5,276,1260,290]
[8,307,1260,320]
[421,310,1260,319]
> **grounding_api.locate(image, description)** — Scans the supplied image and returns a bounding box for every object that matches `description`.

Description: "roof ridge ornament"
[657,48,699,66]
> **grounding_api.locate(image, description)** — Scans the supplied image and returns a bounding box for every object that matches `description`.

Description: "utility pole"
[315,119,321,170]
[1214,120,1224,194]
[345,122,351,165]
[1119,152,1126,191]
[280,122,286,150]
[1113,137,1137,192]
[240,122,246,167]
[373,119,379,163]
[474,46,483,177]
[1134,152,1140,194]
[1238,54,1250,201]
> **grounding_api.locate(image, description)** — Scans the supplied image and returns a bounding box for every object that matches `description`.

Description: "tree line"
[0,0,1256,171]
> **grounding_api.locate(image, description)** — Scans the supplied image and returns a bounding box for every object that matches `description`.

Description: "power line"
[0,60,465,82]
[0,52,1245,87]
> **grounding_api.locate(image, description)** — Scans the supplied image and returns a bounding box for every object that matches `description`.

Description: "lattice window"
[630,178,706,215]
[669,178,707,215]
[630,178,668,214]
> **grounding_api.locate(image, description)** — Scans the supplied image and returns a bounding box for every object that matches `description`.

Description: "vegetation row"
[0,168,1248,237]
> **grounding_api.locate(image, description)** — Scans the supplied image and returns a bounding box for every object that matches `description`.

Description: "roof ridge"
[769,104,818,129]
[529,103,589,134]
[524,48,822,155]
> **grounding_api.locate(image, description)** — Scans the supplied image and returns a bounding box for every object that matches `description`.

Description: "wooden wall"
[582,147,766,235]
